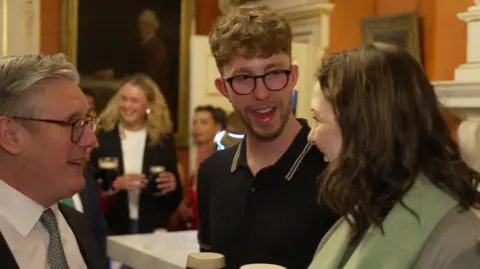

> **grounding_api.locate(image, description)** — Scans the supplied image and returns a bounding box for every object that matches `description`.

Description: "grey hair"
[0,53,80,118]
[138,9,160,29]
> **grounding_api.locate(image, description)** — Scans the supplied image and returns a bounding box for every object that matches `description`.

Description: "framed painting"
[361,12,422,64]
[61,0,192,146]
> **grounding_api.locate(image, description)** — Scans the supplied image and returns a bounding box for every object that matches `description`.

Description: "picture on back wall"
[61,0,192,146]
[361,12,422,64]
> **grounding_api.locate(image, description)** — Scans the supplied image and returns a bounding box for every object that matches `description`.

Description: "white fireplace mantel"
[434,81,480,118]
[432,1,480,118]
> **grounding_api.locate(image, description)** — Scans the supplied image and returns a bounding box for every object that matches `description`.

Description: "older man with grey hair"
[0,53,108,269]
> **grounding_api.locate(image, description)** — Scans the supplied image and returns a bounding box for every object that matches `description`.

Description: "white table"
[107,230,199,269]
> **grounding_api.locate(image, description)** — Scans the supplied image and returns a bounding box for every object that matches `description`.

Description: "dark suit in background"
[89,125,182,235]
[0,204,109,269]
[81,164,109,254]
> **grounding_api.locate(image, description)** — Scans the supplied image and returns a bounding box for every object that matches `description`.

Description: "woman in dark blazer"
[89,73,182,235]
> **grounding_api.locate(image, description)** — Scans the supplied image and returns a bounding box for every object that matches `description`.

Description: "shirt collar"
[230,118,314,180]
[0,180,47,237]
[141,34,154,44]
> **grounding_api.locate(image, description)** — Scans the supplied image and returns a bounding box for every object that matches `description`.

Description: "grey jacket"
[413,208,480,269]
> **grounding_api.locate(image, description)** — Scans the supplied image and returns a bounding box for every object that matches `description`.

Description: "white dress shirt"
[0,180,87,269]
[121,127,147,220]
[72,193,84,213]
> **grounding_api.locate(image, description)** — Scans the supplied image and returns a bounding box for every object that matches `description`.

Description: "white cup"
[240,264,286,269]
[186,252,225,269]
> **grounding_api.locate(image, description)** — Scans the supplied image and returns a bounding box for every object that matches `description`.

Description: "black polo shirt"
[197,119,339,269]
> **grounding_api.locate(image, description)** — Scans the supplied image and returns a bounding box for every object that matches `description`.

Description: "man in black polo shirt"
[197,4,339,269]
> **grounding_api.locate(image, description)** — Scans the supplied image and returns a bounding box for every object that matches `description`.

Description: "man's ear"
[0,117,23,156]
[215,78,230,99]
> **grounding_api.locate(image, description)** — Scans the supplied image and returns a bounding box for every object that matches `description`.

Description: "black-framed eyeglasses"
[224,69,292,95]
[12,116,99,143]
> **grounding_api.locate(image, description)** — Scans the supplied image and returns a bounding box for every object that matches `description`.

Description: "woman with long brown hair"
[308,43,480,269]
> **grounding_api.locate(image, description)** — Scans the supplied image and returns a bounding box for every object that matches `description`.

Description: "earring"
[324,155,329,162]
[146,108,151,115]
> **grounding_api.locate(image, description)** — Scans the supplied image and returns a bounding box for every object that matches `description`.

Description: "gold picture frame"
[60,0,192,147]
[361,12,422,64]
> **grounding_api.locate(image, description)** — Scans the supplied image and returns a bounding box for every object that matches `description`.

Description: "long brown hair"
[317,42,480,236]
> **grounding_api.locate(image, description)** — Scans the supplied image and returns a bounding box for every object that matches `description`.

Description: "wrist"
[112,179,121,190]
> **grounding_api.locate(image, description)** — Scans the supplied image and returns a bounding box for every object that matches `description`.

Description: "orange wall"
[434,0,471,80]
[40,0,61,54]
[329,0,471,81]
[196,0,221,35]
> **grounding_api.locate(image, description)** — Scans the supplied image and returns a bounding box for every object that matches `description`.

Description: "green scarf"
[309,175,458,269]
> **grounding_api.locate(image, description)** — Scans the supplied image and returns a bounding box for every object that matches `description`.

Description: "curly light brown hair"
[208,4,292,71]
[317,43,480,236]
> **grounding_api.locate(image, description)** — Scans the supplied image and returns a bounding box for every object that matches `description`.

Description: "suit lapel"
[0,232,19,269]
[112,126,125,175]
[59,203,95,269]
[142,135,152,175]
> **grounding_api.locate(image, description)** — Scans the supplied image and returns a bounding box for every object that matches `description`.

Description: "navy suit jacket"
[89,125,182,235]
[80,165,108,255]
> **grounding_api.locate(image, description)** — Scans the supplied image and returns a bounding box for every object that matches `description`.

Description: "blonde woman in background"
[88,73,182,235]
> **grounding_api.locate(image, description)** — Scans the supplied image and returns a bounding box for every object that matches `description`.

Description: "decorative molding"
[256,0,334,61]
[434,80,480,118]
[255,0,332,14]
[218,0,261,14]
[454,1,480,79]
[277,3,334,21]
[434,80,480,107]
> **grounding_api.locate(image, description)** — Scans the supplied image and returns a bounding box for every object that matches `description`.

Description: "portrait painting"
[361,12,422,64]
[61,0,192,146]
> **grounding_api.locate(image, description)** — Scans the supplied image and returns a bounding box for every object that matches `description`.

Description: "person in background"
[197,5,338,268]
[79,164,109,255]
[192,106,227,165]
[89,73,181,235]
[308,42,480,269]
[215,111,246,150]
[82,88,97,117]
[55,88,107,257]
[170,105,226,230]
[0,53,108,269]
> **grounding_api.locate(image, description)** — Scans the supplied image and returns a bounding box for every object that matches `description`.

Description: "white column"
[454,0,480,81]
[0,0,39,57]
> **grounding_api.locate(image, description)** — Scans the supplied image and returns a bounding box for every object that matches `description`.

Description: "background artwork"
[76,0,181,131]
[361,12,422,64]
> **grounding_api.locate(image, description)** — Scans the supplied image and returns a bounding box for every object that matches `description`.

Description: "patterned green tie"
[60,197,75,208]
[40,209,70,269]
